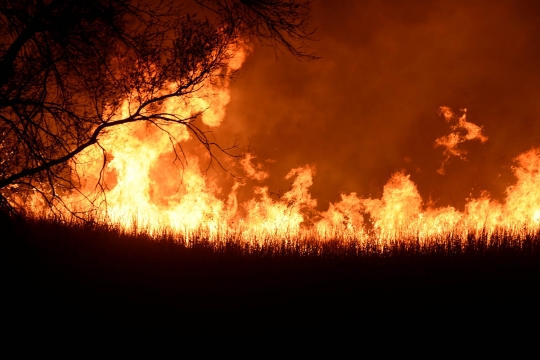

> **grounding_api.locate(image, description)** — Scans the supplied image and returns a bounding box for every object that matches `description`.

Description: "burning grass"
[3,213,539,326]
[10,212,540,257]
[4,106,540,320]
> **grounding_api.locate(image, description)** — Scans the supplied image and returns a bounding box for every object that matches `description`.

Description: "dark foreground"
[3,216,540,329]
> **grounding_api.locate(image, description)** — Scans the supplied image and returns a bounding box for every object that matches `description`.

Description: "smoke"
[222,0,540,210]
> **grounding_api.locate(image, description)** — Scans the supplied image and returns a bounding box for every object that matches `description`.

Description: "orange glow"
[22,40,540,251]
[434,107,488,175]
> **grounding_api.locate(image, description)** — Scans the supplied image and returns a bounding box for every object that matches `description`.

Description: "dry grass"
[3,214,540,326]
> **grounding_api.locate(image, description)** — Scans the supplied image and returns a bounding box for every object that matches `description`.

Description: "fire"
[240,165,316,238]
[435,107,488,174]
[65,128,540,245]
[363,172,423,239]
[63,44,251,235]
[504,148,540,226]
[21,40,540,247]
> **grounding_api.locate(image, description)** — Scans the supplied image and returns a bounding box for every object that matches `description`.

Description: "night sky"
[213,0,540,211]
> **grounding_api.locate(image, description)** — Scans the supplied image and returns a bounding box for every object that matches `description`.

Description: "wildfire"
[23,47,540,246]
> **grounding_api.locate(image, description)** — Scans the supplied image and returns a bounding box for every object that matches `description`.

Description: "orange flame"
[21,42,540,252]
[435,107,488,174]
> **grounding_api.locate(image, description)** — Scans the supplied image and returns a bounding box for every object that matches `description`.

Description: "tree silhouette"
[0,0,315,216]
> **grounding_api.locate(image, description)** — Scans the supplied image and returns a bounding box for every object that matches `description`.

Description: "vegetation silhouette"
[4,216,539,323]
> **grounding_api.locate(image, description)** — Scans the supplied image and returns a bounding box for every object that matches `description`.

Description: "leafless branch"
[0,0,316,217]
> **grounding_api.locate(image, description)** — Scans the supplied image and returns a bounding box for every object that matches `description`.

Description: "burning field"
[2,0,540,320]
[20,103,540,249]
[16,57,540,250]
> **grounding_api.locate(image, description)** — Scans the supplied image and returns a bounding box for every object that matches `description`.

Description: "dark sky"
[212,0,540,210]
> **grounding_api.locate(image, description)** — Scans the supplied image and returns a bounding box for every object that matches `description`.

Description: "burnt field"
[3,216,539,327]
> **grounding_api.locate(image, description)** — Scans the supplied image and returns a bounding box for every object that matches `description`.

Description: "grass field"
[3,214,540,328]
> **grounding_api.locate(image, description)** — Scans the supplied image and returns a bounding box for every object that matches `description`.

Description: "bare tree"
[0,0,316,216]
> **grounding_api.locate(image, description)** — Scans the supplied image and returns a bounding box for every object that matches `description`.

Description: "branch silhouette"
[0,0,316,215]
